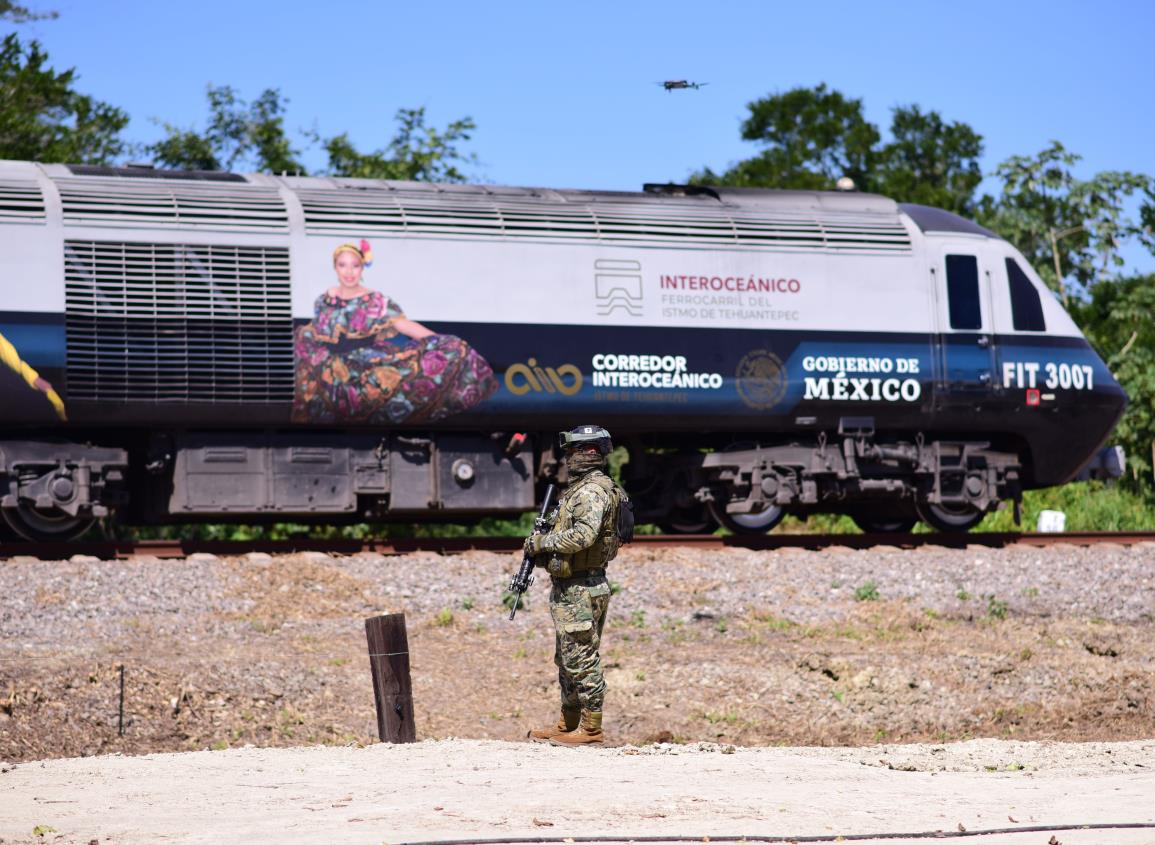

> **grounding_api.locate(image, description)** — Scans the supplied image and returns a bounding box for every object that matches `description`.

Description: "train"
[0,158,1127,541]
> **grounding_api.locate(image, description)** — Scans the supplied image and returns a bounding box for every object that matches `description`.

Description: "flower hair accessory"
[359,239,374,268]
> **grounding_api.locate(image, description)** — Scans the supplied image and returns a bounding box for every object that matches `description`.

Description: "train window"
[945,254,981,330]
[1006,258,1046,331]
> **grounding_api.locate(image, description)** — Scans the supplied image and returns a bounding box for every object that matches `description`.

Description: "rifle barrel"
[507,484,557,622]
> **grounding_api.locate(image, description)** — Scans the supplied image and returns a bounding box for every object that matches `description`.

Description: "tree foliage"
[692,84,879,191]
[149,85,305,174]
[0,1,57,22]
[1070,274,1155,488]
[978,142,1154,302]
[873,105,984,216]
[0,34,129,164]
[148,90,478,183]
[317,107,478,182]
[692,84,985,215]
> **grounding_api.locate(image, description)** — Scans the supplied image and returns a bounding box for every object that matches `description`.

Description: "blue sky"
[7,0,1155,269]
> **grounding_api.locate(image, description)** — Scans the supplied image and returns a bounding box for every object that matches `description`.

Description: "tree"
[318,107,478,182]
[692,84,879,190]
[0,34,129,164]
[873,105,984,216]
[978,142,1154,304]
[149,85,305,174]
[150,94,478,183]
[0,1,57,22]
[1070,274,1155,490]
[692,85,985,216]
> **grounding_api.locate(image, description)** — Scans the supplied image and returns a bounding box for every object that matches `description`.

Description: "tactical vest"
[551,470,625,575]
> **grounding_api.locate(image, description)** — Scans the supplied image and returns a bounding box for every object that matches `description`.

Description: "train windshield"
[1006,258,1046,331]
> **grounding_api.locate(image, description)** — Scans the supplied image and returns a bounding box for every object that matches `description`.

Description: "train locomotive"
[0,159,1127,540]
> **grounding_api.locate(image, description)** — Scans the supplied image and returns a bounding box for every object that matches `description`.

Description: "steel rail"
[1,530,1154,561]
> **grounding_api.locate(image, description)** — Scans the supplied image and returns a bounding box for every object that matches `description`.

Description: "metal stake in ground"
[118,665,125,737]
[364,614,415,743]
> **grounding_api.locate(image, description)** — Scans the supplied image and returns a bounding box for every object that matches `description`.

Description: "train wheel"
[707,499,785,535]
[658,508,714,535]
[851,514,918,534]
[1,505,96,542]
[916,501,985,533]
[0,519,21,542]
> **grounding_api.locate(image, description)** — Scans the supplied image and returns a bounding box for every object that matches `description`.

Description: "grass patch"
[986,595,1009,620]
[702,710,741,725]
[753,611,798,632]
[972,481,1155,532]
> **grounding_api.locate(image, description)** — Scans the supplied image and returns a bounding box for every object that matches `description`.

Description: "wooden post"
[364,613,416,743]
[118,665,125,737]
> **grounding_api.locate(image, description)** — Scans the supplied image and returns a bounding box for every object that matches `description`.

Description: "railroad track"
[1,530,1153,561]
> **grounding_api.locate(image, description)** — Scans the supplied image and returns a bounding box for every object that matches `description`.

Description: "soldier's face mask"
[564,445,605,475]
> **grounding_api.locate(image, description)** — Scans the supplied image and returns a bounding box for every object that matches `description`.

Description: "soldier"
[524,425,628,746]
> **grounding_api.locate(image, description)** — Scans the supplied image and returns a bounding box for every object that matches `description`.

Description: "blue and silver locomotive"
[0,160,1126,539]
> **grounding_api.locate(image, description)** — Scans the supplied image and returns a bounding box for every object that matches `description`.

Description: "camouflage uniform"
[537,468,621,714]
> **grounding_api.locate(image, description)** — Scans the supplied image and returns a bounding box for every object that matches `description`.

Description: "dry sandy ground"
[4,544,1154,760]
[3,544,1154,843]
[2,738,1154,845]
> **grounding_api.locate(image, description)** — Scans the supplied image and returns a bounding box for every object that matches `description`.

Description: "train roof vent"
[298,187,601,239]
[730,210,912,251]
[295,186,911,251]
[0,179,46,223]
[64,240,294,404]
[67,164,249,183]
[55,178,289,232]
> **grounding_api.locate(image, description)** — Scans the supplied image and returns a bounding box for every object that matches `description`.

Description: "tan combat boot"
[549,710,603,746]
[528,708,580,742]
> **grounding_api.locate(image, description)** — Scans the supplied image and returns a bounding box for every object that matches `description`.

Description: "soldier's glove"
[523,534,546,556]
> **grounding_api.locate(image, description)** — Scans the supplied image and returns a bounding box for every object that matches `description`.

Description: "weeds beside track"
[2,530,1154,561]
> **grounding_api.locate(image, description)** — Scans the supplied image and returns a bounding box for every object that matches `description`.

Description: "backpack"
[614,486,635,545]
[585,473,634,561]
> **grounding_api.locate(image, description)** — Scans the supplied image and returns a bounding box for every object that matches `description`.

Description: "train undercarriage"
[626,420,1023,535]
[0,420,1026,541]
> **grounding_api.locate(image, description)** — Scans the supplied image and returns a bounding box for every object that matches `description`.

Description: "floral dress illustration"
[293,291,497,424]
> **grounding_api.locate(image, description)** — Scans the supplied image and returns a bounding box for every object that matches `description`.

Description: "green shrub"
[971,481,1155,532]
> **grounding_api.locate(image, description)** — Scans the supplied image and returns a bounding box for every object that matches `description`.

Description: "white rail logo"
[594,259,642,317]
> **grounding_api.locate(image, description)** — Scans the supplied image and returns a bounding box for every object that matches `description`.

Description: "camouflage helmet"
[559,424,613,455]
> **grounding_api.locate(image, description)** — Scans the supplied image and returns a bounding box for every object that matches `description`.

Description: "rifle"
[507,483,556,620]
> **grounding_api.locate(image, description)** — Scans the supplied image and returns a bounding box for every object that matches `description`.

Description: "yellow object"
[0,330,67,421]
[331,239,374,267]
[331,242,364,263]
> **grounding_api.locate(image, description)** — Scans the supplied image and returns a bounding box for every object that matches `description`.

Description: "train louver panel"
[56,179,288,232]
[0,180,46,223]
[64,241,294,403]
[297,188,911,251]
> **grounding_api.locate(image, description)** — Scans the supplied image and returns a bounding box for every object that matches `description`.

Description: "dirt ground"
[1,543,1154,843]
[2,543,1153,758]
[2,737,1154,845]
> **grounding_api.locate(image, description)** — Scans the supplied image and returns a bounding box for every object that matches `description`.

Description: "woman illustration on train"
[293,240,498,424]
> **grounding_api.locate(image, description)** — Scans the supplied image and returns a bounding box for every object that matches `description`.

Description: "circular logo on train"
[736,349,787,410]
